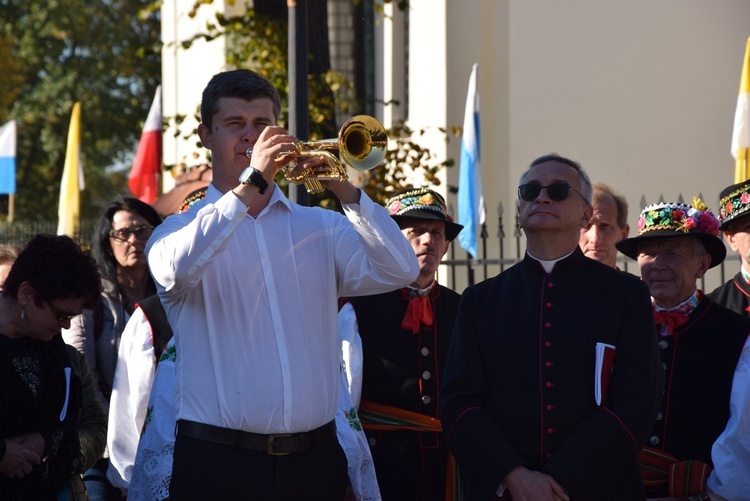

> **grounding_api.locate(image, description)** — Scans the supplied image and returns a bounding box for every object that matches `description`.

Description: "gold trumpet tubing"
[282,150,348,183]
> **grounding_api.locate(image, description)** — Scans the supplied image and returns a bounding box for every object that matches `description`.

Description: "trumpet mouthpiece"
[245,147,253,158]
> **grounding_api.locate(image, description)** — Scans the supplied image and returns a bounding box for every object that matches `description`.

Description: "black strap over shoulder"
[136,294,174,363]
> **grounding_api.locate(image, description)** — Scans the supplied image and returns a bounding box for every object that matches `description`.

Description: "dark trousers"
[169,433,349,500]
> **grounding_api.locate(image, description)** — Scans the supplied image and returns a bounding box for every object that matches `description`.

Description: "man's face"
[724,217,750,269]
[579,194,629,268]
[400,218,450,286]
[517,161,592,236]
[637,237,711,308]
[197,96,276,190]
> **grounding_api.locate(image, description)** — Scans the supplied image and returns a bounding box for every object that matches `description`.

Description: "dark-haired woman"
[62,196,162,501]
[0,234,103,500]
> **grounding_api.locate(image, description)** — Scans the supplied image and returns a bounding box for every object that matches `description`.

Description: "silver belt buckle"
[266,434,292,455]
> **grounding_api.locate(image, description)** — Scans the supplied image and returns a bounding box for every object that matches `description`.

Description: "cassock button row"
[422,395,432,404]
[547,282,555,288]
[658,339,669,349]
[650,436,660,445]
[546,404,555,411]
[545,381,554,388]
[545,322,552,328]
[547,428,555,434]
[545,341,553,347]
[545,361,553,367]
[546,302,553,308]
[422,371,431,380]
[421,347,430,356]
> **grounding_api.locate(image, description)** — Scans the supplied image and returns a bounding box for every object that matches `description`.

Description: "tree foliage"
[0,0,161,221]
[168,0,452,208]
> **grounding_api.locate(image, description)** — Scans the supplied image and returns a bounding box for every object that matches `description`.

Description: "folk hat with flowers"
[717,180,750,231]
[615,197,726,268]
[386,188,464,242]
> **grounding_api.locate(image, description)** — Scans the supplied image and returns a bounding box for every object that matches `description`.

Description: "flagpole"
[8,194,14,223]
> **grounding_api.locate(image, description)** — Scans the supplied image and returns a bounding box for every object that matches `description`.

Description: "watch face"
[239,167,256,184]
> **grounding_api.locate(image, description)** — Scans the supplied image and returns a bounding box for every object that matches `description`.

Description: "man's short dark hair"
[520,153,593,203]
[594,182,629,229]
[200,69,282,130]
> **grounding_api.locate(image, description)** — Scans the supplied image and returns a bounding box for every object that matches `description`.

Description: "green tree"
[0,0,161,221]
[169,0,452,208]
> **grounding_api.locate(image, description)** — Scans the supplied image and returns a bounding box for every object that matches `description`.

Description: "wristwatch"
[238,166,269,194]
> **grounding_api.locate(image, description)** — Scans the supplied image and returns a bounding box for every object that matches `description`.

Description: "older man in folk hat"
[709,180,750,315]
[616,199,750,500]
[339,188,463,500]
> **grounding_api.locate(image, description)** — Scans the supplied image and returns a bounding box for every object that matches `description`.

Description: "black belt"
[177,419,337,456]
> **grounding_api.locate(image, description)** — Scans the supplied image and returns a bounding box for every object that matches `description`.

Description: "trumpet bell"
[339,115,388,171]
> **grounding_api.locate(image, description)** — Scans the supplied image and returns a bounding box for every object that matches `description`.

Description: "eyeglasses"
[109,225,154,243]
[46,300,77,322]
[518,183,588,203]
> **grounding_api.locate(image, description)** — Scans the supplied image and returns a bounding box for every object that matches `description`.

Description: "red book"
[595,342,616,405]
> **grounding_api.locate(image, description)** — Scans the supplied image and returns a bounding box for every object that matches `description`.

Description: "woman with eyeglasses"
[0,234,102,500]
[62,196,162,501]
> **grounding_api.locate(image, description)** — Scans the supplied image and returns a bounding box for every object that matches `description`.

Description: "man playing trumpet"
[146,69,419,500]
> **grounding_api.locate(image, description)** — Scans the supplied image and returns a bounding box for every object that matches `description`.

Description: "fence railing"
[441,220,739,294]
[0,220,98,248]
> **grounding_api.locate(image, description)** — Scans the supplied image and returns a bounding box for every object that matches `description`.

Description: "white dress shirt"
[706,335,750,501]
[146,183,418,434]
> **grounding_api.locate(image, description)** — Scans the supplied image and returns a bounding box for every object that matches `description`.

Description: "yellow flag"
[57,102,83,236]
[733,37,750,183]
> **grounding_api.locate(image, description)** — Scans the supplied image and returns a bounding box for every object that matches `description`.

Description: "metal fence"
[0,219,98,248]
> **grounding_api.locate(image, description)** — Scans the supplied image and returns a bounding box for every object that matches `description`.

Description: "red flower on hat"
[726,201,734,214]
[672,209,684,222]
[683,218,697,231]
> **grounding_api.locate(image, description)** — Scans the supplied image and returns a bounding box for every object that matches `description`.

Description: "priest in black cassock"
[339,188,463,500]
[709,179,750,316]
[617,198,750,500]
[441,154,663,501]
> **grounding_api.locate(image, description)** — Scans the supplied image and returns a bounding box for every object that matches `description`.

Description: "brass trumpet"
[245,115,387,194]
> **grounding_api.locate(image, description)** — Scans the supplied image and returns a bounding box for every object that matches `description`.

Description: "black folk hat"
[615,199,726,268]
[386,188,464,242]
[718,180,750,231]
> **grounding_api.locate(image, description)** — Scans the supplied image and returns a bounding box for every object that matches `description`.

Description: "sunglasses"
[109,225,154,243]
[518,183,588,203]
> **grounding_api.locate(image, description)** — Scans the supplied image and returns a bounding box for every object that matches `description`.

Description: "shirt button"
[658,339,668,349]
[662,362,668,371]
[650,436,660,445]
[421,395,432,404]
[421,347,430,356]
[422,371,431,380]
[656,412,663,421]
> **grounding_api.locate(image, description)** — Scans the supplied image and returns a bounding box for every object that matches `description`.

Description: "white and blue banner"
[0,120,16,195]
[457,64,485,257]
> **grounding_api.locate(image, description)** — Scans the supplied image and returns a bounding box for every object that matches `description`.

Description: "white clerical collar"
[527,249,576,274]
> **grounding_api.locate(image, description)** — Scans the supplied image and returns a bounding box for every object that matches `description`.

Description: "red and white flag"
[129,85,162,203]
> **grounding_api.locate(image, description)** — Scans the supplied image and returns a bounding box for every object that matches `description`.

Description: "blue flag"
[457,64,485,257]
[0,120,16,195]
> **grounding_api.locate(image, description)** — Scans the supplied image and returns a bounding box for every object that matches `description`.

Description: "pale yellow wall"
[161,0,750,290]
